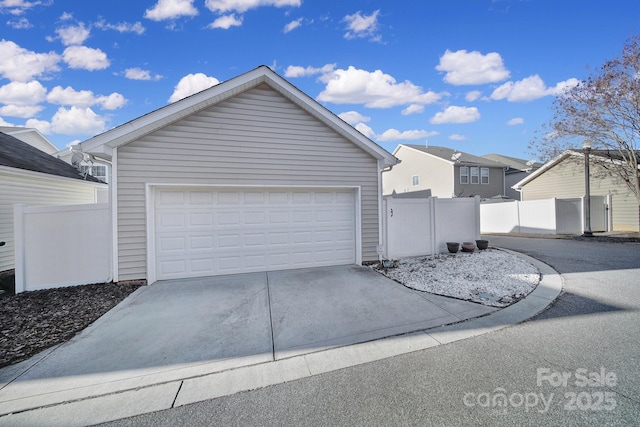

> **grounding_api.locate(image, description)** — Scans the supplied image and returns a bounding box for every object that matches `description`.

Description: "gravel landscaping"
[371,248,540,307]
[0,282,140,369]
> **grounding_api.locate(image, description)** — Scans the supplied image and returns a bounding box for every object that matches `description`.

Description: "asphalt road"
[99,236,640,426]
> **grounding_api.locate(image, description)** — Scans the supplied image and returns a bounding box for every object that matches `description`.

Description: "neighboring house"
[383,144,506,199]
[482,154,542,200]
[0,126,59,155]
[1,126,109,184]
[513,150,640,232]
[56,147,110,184]
[79,65,397,284]
[0,132,107,273]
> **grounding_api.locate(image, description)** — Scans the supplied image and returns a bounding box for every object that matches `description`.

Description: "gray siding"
[521,158,639,231]
[116,85,380,281]
[453,165,504,199]
[0,168,103,272]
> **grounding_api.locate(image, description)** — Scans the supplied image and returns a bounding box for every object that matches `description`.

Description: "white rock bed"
[372,249,540,307]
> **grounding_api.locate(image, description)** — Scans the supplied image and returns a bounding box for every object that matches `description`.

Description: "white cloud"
[436,49,510,85]
[94,20,146,35]
[284,63,335,78]
[490,75,579,102]
[0,40,60,82]
[343,9,380,41]
[63,46,110,70]
[0,0,42,15]
[317,66,446,108]
[98,93,127,110]
[284,18,302,33]
[47,86,126,110]
[449,134,467,141]
[0,80,47,106]
[0,117,15,127]
[0,104,43,118]
[338,111,370,125]
[354,122,375,139]
[465,90,482,102]
[209,14,243,29]
[24,118,51,134]
[551,78,580,95]
[205,0,301,14]
[377,128,437,142]
[51,106,106,135]
[7,17,32,29]
[56,23,90,46]
[430,106,480,124]
[507,117,524,125]
[401,104,424,115]
[144,0,198,21]
[125,67,163,81]
[168,73,220,103]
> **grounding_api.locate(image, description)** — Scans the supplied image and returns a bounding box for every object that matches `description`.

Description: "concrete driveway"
[0,265,495,415]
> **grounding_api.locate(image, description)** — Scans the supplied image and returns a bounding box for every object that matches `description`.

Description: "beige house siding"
[520,157,639,231]
[383,146,453,197]
[115,85,380,281]
[0,167,104,272]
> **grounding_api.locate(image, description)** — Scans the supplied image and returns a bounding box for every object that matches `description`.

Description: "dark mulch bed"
[0,282,141,369]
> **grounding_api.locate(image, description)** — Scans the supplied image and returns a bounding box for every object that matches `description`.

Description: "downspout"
[378,160,399,260]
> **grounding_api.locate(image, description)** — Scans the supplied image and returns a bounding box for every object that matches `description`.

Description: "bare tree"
[530,34,640,228]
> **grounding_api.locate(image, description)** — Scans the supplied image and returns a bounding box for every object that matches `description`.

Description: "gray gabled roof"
[80,65,398,167]
[400,144,506,168]
[482,153,542,171]
[0,132,103,183]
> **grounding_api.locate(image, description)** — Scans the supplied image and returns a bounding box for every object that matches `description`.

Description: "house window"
[80,164,107,182]
[460,166,469,184]
[470,167,479,184]
[481,167,489,184]
[412,175,420,186]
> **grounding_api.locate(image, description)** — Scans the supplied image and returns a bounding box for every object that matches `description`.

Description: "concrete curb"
[0,249,563,426]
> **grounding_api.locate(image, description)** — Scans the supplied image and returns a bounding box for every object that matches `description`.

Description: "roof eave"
[80,66,397,167]
[512,150,576,189]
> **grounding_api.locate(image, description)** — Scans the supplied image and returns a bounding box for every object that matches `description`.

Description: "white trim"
[13,204,25,293]
[145,183,156,285]
[145,183,362,285]
[111,147,119,283]
[80,66,397,167]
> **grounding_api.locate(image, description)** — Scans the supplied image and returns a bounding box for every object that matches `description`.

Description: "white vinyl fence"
[381,195,480,260]
[480,196,608,235]
[14,203,111,293]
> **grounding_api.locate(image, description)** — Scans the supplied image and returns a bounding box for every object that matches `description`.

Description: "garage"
[153,186,358,280]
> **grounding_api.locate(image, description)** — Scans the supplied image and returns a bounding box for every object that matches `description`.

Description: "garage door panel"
[154,187,356,280]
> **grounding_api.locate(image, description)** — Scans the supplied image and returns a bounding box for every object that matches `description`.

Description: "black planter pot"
[476,239,489,250]
[446,242,460,253]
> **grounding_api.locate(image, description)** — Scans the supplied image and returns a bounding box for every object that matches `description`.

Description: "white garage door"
[154,187,356,280]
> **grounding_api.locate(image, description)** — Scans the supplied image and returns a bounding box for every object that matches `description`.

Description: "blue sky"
[1,0,638,159]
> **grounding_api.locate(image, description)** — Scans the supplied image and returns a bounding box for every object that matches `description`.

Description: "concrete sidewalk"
[0,250,562,426]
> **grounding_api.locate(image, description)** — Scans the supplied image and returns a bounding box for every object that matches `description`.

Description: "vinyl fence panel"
[14,203,110,293]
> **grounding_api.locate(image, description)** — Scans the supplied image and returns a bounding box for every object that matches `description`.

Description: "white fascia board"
[79,66,397,167]
[265,71,397,167]
[79,68,270,156]
[511,151,574,190]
